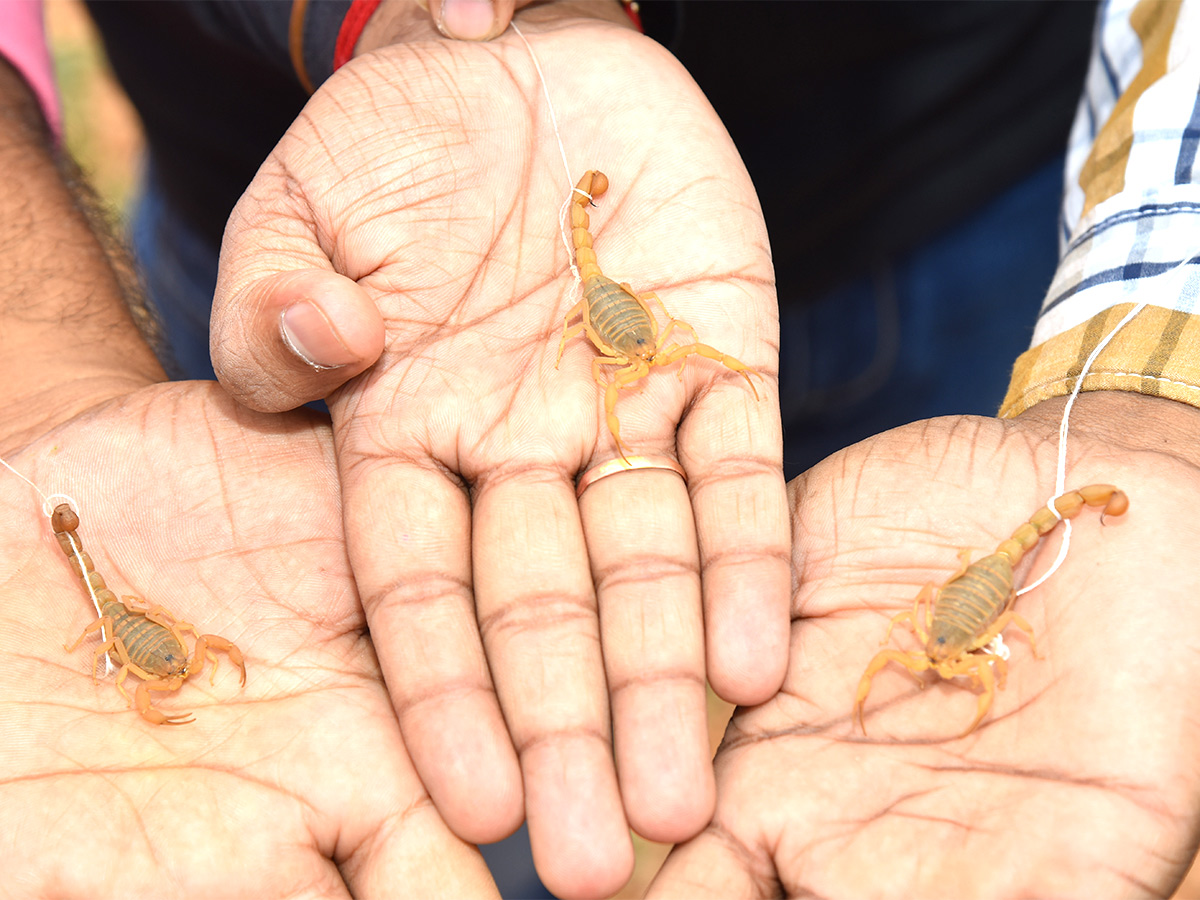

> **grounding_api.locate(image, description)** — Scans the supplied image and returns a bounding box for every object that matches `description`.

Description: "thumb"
[426,0,518,41]
[646,828,766,899]
[210,267,385,413]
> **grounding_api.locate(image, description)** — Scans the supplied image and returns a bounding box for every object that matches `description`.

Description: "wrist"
[0,373,159,454]
[1014,391,1200,472]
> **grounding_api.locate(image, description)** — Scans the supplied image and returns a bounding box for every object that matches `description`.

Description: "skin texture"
[648,391,1200,899]
[0,57,164,449]
[4,7,781,896]
[209,18,789,896]
[1,52,495,897]
[0,383,498,899]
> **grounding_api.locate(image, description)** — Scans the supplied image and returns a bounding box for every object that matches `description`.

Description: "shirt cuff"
[1000,302,1200,417]
[1001,181,1200,418]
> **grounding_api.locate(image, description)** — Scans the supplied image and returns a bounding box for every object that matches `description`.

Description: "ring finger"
[576,454,715,843]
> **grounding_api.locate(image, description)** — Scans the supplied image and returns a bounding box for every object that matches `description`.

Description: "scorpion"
[52,503,246,725]
[854,484,1128,738]
[555,170,761,461]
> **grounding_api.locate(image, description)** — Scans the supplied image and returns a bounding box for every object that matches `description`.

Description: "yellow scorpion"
[854,484,1128,737]
[53,503,246,725]
[555,170,760,461]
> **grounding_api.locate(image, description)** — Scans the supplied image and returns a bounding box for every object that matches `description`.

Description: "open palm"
[211,19,789,896]
[0,383,495,899]
[650,395,1200,897]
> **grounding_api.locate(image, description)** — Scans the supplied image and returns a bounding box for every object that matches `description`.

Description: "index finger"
[340,457,524,844]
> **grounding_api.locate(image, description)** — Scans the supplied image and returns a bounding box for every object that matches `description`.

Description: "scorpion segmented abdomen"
[106,601,187,678]
[926,553,1013,660]
[586,275,654,357]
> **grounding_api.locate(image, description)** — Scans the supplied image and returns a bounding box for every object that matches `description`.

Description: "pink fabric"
[0,0,61,137]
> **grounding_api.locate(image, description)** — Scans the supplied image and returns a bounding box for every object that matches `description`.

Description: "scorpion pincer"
[854,484,1128,737]
[52,503,246,725]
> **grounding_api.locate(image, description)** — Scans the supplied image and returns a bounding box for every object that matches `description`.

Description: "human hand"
[648,392,1200,897]
[209,18,789,897]
[0,382,496,899]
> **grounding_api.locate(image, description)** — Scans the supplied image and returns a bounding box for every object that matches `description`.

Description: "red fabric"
[333,0,382,71]
[621,2,643,33]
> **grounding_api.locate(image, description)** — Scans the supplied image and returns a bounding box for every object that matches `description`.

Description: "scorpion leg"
[1007,611,1040,659]
[555,299,586,368]
[908,548,974,644]
[114,659,166,703]
[948,548,975,580]
[953,656,998,738]
[990,654,1010,691]
[932,651,1008,738]
[881,583,936,646]
[647,305,701,383]
[854,648,931,734]
[657,341,760,399]
[128,597,181,628]
[124,598,195,651]
[109,637,159,703]
[638,291,695,343]
[64,615,116,682]
[975,608,1040,660]
[591,353,630,389]
[581,317,618,361]
[134,677,192,726]
[594,359,647,462]
[556,323,586,365]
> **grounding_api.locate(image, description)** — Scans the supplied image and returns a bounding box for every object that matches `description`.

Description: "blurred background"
[39,1,1200,897]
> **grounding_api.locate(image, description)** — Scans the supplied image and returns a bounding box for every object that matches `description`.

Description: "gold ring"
[575,455,687,498]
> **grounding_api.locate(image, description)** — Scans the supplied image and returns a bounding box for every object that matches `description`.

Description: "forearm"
[0,58,163,449]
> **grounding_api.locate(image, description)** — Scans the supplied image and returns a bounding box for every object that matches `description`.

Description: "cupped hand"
[0,382,496,900]
[649,393,1200,898]
[209,18,789,897]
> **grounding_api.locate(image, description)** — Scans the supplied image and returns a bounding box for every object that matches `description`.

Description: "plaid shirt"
[1001,0,1200,416]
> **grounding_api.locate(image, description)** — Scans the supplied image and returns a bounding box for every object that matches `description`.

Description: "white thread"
[509,22,585,285]
[983,632,1011,662]
[42,492,79,519]
[0,459,81,524]
[62,530,106,617]
[0,456,50,508]
[1017,298,1152,597]
[559,195,581,283]
[0,454,114,674]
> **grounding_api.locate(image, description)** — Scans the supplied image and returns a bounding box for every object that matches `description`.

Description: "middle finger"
[472,465,634,899]
[577,461,714,843]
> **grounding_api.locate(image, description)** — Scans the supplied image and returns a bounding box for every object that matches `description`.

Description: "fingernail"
[437,0,498,41]
[280,300,356,370]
